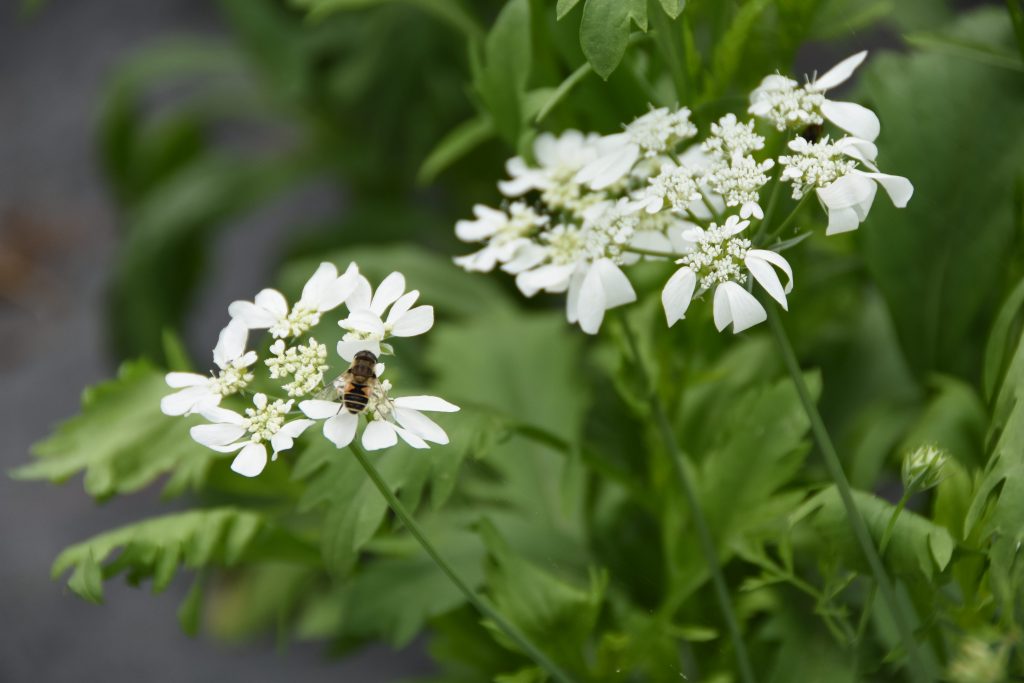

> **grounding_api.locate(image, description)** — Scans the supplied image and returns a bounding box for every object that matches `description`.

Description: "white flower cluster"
[161,263,459,478]
[454,51,913,335]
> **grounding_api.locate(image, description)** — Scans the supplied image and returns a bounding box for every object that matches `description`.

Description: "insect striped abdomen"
[342,383,371,414]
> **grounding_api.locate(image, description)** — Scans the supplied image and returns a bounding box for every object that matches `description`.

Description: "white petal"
[817,174,877,211]
[231,442,268,477]
[393,408,448,445]
[323,411,359,448]
[810,51,868,91]
[822,101,880,142]
[227,301,279,329]
[271,419,314,453]
[346,276,373,312]
[574,265,607,335]
[393,395,460,412]
[629,231,674,260]
[362,420,398,451]
[161,386,216,416]
[298,262,338,310]
[191,422,247,448]
[370,272,406,316]
[747,249,793,293]
[859,172,914,208]
[454,247,500,273]
[825,205,863,235]
[212,319,249,368]
[386,291,420,324]
[593,259,637,310]
[455,205,506,241]
[515,263,575,297]
[337,338,381,362]
[393,425,431,449]
[500,242,548,274]
[391,306,434,337]
[746,252,788,310]
[254,289,289,318]
[343,310,387,336]
[575,140,639,190]
[662,267,697,327]
[714,282,767,333]
[300,399,343,419]
[165,372,208,388]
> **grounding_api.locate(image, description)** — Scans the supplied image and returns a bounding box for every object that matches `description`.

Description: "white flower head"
[265,338,329,397]
[499,130,604,214]
[161,319,257,416]
[779,135,913,234]
[661,215,793,333]
[229,262,360,339]
[575,107,698,190]
[749,51,881,141]
[337,272,434,361]
[454,202,549,274]
[299,372,459,452]
[631,162,702,215]
[190,393,314,477]
[704,153,775,219]
[702,114,765,160]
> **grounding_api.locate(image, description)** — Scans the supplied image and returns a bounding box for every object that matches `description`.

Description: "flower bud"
[948,636,1008,683]
[900,444,949,493]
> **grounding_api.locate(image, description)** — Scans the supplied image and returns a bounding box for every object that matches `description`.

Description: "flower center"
[625,107,697,156]
[243,398,291,443]
[703,114,765,159]
[704,155,775,209]
[679,224,751,290]
[212,363,253,397]
[366,379,394,421]
[779,137,858,199]
[755,78,825,131]
[543,225,587,265]
[270,306,321,339]
[266,338,329,397]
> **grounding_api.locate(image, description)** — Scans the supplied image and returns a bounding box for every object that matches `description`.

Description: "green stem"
[349,443,576,683]
[619,317,757,683]
[756,193,812,248]
[625,245,682,259]
[765,308,934,683]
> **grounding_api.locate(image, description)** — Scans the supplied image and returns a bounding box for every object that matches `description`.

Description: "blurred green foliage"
[17,0,1024,681]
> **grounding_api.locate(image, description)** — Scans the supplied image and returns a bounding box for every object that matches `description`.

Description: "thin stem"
[618,317,758,683]
[624,245,681,259]
[765,307,934,683]
[349,443,576,683]
[758,193,812,247]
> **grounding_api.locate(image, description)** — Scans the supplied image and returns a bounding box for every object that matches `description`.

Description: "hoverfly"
[316,349,378,414]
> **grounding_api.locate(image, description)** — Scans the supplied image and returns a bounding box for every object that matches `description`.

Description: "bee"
[316,350,379,414]
[800,123,824,143]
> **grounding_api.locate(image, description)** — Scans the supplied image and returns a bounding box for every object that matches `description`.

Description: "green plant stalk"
[619,317,758,683]
[349,443,576,683]
[765,308,934,683]
[854,488,912,644]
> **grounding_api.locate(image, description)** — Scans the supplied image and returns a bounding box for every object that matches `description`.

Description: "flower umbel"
[266,338,329,397]
[161,319,257,416]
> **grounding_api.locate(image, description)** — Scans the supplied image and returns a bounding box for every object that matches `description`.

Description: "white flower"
[161,319,257,416]
[703,153,775,219]
[749,51,880,141]
[631,162,702,215]
[576,107,698,190]
[190,393,314,477]
[265,338,329,397]
[228,261,360,338]
[299,376,459,451]
[661,216,793,333]
[498,131,603,213]
[454,203,549,274]
[779,136,913,235]
[337,272,434,361]
[702,114,765,160]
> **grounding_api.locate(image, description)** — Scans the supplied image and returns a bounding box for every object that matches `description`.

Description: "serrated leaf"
[52,508,269,600]
[793,487,956,581]
[579,0,647,79]
[13,360,216,499]
[177,576,204,636]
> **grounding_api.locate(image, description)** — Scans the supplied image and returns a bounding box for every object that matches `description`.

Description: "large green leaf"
[473,0,533,144]
[13,360,215,499]
[859,9,1024,377]
[579,0,647,79]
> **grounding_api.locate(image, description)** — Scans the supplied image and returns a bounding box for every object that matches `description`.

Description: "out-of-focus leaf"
[657,0,685,20]
[473,0,532,145]
[793,486,955,581]
[704,0,770,99]
[295,0,485,41]
[983,275,1024,401]
[579,0,647,79]
[178,576,205,636]
[52,508,271,602]
[905,30,1024,72]
[535,62,593,122]
[12,360,215,499]
[418,115,495,184]
[898,376,987,469]
[556,0,581,20]
[860,9,1024,378]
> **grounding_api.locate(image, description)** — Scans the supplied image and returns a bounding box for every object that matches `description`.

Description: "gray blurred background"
[0,1,430,680]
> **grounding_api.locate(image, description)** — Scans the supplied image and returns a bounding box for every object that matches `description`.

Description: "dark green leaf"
[579,0,647,79]
[473,0,532,144]
[418,115,495,185]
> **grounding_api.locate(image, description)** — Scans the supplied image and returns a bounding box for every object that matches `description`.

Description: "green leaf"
[12,360,215,499]
[860,9,1024,377]
[579,0,647,79]
[556,0,581,20]
[52,508,269,601]
[178,576,205,636]
[473,0,532,144]
[792,487,955,581]
[983,275,1024,401]
[657,0,684,20]
[417,115,495,185]
[535,61,593,122]
[904,30,1024,73]
[704,0,771,98]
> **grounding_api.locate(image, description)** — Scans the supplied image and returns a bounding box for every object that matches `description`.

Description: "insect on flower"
[315,349,380,414]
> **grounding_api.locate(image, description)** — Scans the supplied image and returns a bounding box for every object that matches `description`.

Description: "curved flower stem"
[765,307,935,683]
[348,443,576,683]
[618,317,757,683]
[757,193,812,247]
